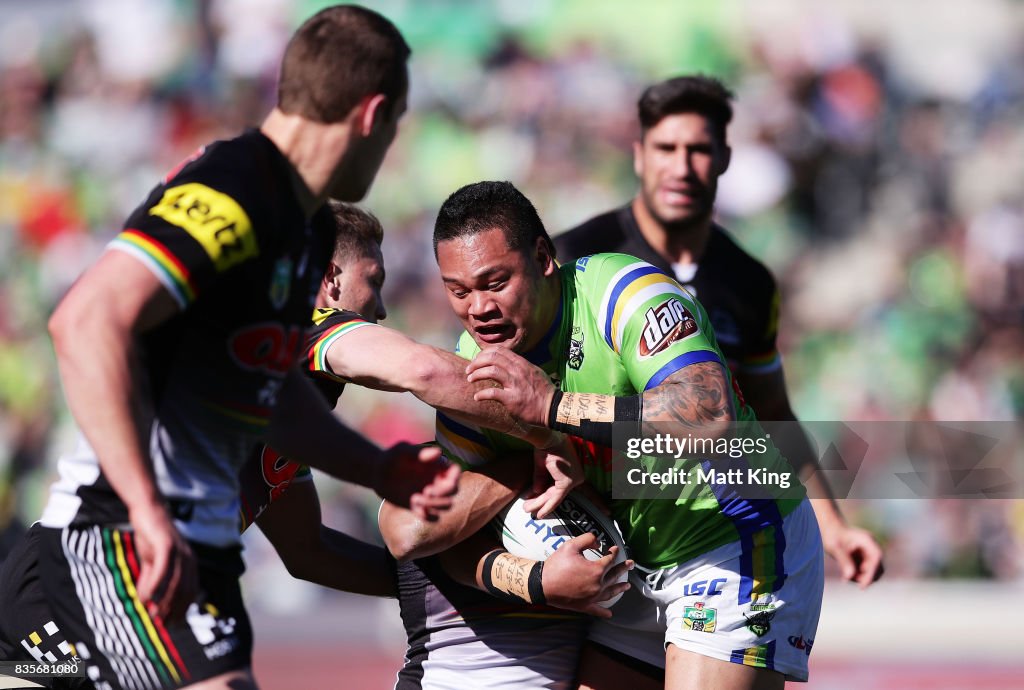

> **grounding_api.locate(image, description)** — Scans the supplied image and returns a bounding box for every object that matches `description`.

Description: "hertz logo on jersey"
[638,298,699,358]
[150,183,258,271]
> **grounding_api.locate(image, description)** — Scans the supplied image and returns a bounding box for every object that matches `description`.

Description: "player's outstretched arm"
[49,250,197,621]
[439,531,633,619]
[324,325,558,447]
[378,455,529,561]
[256,479,396,597]
[739,367,884,587]
[267,368,460,521]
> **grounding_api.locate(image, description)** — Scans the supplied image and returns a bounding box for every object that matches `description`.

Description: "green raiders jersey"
[436,253,805,569]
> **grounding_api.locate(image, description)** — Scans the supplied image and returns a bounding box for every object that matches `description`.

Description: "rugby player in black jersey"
[555,75,884,689]
[0,7,464,690]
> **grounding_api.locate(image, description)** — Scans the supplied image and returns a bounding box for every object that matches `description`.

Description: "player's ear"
[716,144,731,176]
[356,94,389,137]
[535,236,556,276]
[321,261,341,298]
[632,139,644,177]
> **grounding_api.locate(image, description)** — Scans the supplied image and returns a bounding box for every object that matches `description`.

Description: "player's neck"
[631,196,712,268]
[261,109,353,218]
[520,273,563,355]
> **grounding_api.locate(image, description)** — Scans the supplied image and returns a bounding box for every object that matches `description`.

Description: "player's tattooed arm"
[639,361,735,433]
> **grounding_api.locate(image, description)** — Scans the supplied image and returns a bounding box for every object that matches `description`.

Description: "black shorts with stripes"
[0,525,89,689]
[34,523,252,690]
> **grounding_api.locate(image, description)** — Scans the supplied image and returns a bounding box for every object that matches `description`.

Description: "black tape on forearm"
[527,561,546,606]
[548,390,565,429]
[548,391,641,447]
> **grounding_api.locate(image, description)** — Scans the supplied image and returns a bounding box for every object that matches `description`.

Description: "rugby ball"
[493,489,629,607]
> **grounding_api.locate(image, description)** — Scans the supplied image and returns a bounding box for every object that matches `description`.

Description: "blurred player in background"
[556,75,884,595]
[0,6,466,690]
[423,181,823,689]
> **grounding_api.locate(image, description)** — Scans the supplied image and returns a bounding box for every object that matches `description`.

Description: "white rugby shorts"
[589,498,823,681]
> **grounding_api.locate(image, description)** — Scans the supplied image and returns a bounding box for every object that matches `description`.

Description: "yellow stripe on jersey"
[610,274,690,352]
[598,260,691,353]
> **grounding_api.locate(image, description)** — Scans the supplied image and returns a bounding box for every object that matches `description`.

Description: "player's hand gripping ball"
[495,489,629,607]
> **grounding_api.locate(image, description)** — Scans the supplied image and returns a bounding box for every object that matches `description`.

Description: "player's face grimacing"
[337,245,387,322]
[437,227,552,354]
[633,112,730,229]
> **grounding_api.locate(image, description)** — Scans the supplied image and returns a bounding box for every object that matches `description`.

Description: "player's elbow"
[402,349,445,397]
[379,507,435,562]
[381,522,428,562]
[279,550,318,582]
[48,297,99,363]
[48,299,78,353]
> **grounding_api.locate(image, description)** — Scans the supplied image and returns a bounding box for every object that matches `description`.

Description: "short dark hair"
[278,5,411,123]
[433,181,555,259]
[328,201,383,262]
[638,75,734,145]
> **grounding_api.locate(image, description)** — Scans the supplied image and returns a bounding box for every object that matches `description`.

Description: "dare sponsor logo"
[638,299,699,358]
[228,323,304,375]
[150,183,258,271]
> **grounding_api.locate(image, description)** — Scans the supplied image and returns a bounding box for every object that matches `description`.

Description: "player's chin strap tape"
[547,390,642,448]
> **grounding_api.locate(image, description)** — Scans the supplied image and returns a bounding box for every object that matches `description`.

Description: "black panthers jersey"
[41,130,335,547]
[237,308,376,530]
[556,205,781,375]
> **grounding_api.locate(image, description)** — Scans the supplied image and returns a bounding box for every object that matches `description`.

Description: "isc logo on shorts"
[150,183,258,272]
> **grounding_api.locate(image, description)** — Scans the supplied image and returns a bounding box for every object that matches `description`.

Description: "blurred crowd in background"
[1,0,1022,611]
